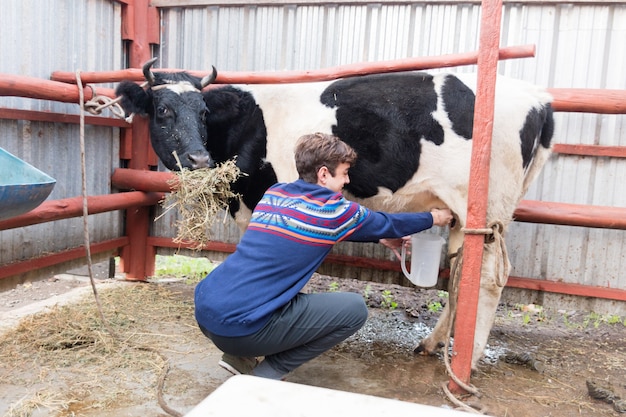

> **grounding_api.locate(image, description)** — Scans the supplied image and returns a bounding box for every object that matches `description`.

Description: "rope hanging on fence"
[81,82,148,123]
[75,71,182,417]
[440,220,509,414]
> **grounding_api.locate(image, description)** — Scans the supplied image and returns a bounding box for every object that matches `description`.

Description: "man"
[194,132,453,380]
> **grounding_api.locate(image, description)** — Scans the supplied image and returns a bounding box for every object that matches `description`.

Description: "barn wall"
[152,0,626,308]
[0,0,123,283]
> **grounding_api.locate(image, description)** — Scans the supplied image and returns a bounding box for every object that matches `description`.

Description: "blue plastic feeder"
[0,148,56,222]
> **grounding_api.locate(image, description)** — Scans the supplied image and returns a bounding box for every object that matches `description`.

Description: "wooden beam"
[514,200,626,230]
[121,0,162,280]
[148,236,626,302]
[506,275,626,302]
[0,73,115,102]
[553,143,626,159]
[0,238,129,281]
[0,192,164,231]
[112,167,626,230]
[549,88,626,114]
[50,45,536,84]
[0,107,129,127]
[450,0,503,393]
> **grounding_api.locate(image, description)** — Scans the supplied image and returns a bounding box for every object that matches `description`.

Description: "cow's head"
[115,58,218,171]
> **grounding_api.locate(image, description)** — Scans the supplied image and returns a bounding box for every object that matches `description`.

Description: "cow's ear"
[203,90,242,123]
[115,81,150,116]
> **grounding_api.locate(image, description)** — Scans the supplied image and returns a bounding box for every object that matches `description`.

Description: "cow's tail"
[521,103,555,196]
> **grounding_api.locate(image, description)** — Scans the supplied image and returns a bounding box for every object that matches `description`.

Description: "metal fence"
[0,0,123,282]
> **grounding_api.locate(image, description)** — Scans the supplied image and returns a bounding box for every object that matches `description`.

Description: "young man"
[194,132,453,380]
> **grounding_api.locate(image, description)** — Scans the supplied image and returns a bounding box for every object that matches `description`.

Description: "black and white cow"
[116,59,554,368]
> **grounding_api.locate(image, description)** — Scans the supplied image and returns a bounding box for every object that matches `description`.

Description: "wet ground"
[0,273,625,416]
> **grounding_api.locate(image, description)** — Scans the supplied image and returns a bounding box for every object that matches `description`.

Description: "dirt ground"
[0,271,625,417]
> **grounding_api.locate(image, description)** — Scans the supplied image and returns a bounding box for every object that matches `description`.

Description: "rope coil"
[80,81,142,123]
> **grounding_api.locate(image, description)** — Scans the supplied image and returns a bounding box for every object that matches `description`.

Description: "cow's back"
[238,72,553,225]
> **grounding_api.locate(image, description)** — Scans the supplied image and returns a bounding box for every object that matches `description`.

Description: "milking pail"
[401,233,445,287]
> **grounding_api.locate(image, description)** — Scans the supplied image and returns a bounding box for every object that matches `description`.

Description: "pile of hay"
[159,159,241,250]
[0,283,198,416]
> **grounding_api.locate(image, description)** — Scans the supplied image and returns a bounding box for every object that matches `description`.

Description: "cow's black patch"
[320,72,447,199]
[440,75,476,140]
[203,86,278,215]
[519,104,555,168]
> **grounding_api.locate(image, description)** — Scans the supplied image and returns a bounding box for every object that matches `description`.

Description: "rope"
[441,246,484,414]
[81,82,148,123]
[461,221,509,287]
[76,71,182,417]
[439,220,509,413]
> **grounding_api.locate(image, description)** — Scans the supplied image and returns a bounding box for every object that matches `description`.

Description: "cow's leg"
[414,224,464,358]
[415,226,510,369]
[468,238,509,367]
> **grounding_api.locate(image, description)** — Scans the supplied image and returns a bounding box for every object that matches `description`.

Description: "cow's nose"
[188,153,213,169]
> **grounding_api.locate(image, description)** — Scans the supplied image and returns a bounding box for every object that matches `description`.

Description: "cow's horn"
[142,57,158,85]
[200,66,218,88]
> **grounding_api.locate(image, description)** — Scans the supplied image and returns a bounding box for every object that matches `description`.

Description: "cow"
[116,58,555,369]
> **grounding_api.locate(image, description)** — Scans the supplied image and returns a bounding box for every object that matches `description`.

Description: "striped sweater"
[194,179,434,337]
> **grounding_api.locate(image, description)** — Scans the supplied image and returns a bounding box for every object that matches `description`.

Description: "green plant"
[380,290,398,310]
[328,281,340,292]
[606,314,624,325]
[427,301,443,313]
[153,255,215,284]
[437,290,449,299]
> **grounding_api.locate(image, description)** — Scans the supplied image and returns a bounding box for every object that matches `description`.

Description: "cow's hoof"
[414,340,446,355]
[413,344,426,354]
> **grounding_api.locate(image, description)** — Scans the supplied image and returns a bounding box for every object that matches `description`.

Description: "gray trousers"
[200,292,368,376]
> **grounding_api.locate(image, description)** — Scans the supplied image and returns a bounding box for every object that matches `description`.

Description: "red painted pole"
[112,168,179,192]
[448,0,503,393]
[119,0,159,280]
[549,88,626,114]
[0,192,163,231]
[0,73,115,101]
[49,44,536,84]
[111,167,626,229]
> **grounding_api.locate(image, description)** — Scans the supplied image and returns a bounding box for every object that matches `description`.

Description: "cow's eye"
[156,105,169,118]
[200,109,207,123]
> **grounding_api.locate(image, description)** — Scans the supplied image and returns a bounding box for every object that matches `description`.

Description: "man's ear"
[316,166,329,185]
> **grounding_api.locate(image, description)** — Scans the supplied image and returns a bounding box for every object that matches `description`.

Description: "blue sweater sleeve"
[346,210,434,242]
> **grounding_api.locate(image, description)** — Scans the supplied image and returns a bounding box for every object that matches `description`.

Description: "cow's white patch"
[152,82,199,95]
[239,82,337,183]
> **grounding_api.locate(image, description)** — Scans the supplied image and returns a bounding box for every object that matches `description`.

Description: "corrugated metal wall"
[153,1,626,304]
[0,0,123,277]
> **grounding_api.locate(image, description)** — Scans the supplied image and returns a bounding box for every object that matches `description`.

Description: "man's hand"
[379,236,411,261]
[430,208,454,227]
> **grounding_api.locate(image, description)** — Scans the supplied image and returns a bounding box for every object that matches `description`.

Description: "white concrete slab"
[185,375,469,416]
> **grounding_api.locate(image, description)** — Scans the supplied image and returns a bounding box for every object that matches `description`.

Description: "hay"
[0,284,198,416]
[158,157,241,250]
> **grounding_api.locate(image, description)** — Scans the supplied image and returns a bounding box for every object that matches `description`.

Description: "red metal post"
[119,0,160,280]
[448,0,503,393]
[0,192,163,231]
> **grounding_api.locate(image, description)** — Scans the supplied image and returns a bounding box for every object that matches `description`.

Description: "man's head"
[294,133,357,192]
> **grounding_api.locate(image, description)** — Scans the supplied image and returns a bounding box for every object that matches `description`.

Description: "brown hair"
[294,132,357,183]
